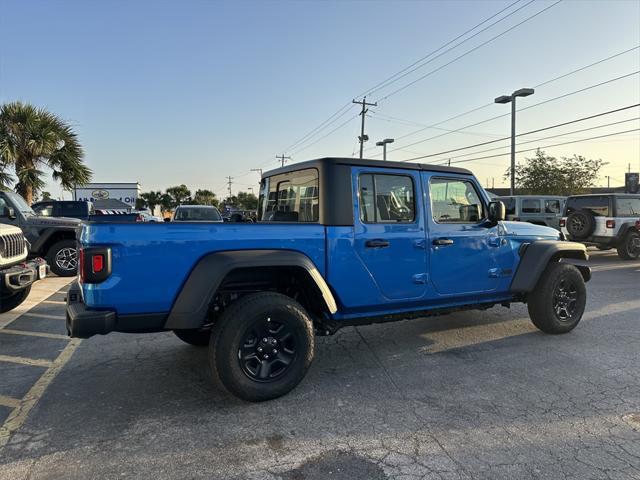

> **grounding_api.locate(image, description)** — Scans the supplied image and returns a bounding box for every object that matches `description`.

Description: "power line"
[401,103,640,161]
[365,44,640,156]
[282,103,354,153]
[446,128,640,165]
[440,116,639,162]
[288,112,360,156]
[282,0,528,158]
[376,0,563,102]
[358,0,529,98]
[388,70,640,154]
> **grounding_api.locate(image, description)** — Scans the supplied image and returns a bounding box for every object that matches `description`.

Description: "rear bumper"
[66,282,116,338]
[1,258,48,294]
[66,281,167,338]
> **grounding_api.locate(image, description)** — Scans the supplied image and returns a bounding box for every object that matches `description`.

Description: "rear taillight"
[80,247,112,283]
[635,220,640,230]
[606,219,616,229]
[559,219,566,228]
[92,254,104,273]
[135,214,143,222]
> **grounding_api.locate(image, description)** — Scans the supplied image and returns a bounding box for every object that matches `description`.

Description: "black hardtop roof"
[264,157,472,177]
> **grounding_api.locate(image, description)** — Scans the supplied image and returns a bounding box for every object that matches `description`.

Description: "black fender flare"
[164,250,338,329]
[510,240,591,293]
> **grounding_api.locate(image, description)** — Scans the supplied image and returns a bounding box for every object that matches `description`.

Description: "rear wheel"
[47,239,78,277]
[0,286,31,313]
[173,329,210,346]
[566,210,595,239]
[209,292,314,402]
[527,263,586,334]
[616,231,640,260]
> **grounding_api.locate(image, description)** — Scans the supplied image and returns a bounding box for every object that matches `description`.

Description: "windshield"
[4,191,35,216]
[174,207,222,221]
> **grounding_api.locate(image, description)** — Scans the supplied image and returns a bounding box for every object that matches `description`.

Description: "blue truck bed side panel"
[79,223,326,315]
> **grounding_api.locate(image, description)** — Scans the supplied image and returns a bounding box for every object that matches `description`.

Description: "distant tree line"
[507,149,604,195]
[137,185,258,213]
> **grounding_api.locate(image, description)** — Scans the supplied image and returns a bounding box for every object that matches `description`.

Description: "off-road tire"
[209,292,314,402]
[47,239,78,277]
[566,210,595,239]
[616,231,640,260]
[527,262,586,334]
[0,286,31,313]
[173,329,210,346]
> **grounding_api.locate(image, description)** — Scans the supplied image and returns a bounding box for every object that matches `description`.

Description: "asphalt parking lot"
[0,250,638,480]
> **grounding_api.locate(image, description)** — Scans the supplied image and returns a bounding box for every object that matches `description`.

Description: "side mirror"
[487,201,505,224]
[6,207,16,220]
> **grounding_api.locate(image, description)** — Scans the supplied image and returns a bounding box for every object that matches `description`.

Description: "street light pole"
[375,138,394,161]
[495,88,534,196]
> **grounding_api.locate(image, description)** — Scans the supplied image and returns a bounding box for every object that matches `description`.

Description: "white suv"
[0,224,49,312]
[560,194,640,260]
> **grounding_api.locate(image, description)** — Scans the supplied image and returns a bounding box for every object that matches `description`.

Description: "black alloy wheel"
[238,317,297,382]
[209,292,314,402]
[552,277,579,321]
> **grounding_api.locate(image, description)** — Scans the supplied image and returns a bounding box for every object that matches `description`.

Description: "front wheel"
[616,231,640,260]
[47,239,78,277]
[209,292,314,402]
[527,263,586,334]
[0,286,32,313]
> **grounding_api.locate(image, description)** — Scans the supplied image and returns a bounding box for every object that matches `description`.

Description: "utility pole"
[606,175,611,189]
[251,168,263,177]
[226,176,233,198]
[353,97,377,158]
[276,154,291,167]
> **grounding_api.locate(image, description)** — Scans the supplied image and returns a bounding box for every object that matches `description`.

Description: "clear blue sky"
[1,0,639,197]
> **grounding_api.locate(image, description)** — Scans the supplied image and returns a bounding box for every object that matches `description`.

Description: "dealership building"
[73,183,141,211]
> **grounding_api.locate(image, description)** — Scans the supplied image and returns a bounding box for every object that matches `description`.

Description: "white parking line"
[0,329,69,340]
[0,355,52,368]
[0,395,20,409]
[0,339,81,448]
[0,277,75,329]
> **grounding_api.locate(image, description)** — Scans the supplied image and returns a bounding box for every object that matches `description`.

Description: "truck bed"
[79,222,326,315]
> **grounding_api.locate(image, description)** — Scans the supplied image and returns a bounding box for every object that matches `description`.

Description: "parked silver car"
[496,195,566,230]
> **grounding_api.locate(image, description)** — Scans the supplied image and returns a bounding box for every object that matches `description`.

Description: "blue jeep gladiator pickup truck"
[67,158,591,401]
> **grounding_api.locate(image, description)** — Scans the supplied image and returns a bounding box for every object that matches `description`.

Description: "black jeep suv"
[0,191,80,276]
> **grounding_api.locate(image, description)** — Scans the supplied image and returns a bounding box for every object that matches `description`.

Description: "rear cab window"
[565,196,611,217]
[258,168,319,222]
[430,178,484,223]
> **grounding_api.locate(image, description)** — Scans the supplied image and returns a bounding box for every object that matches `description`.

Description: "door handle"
[433,238,454,246]
[365,239,390,248]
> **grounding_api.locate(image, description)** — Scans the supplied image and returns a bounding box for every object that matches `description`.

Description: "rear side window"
[258,168,319,222]
[545,199,561,214]
[565,196,610,216]
[616,197,640,217]
[521,199,541,214]
[359,174,415,223]
[498,197,516,215]
[430,178,484,223]
[175,207,221,221]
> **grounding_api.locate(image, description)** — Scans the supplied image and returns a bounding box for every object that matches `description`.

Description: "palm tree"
[0,101,92,204]
[140,191,163,214]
